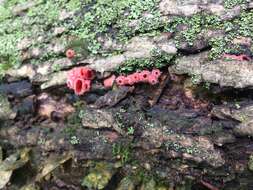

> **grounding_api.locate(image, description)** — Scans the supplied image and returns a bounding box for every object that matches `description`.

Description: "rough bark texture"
[1,0,253,190]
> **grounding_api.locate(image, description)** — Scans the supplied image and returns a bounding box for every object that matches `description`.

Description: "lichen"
[81,162,116,189]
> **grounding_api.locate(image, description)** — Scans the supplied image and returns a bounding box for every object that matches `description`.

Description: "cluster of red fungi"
[66,49,162,95]
[115,69,161,86]
[67,67,94,95]
[66,67,162,95]
[66,49,252,96]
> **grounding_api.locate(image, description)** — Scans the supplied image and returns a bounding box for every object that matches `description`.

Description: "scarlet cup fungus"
[132,73,140,82]
[152,69,161,78]
[139,70,151,82]
[240,54,251,61]
[123,77,131,85]
[223,54,251,61]
[127,74,136,85]
[115,69,162,86]
[67,68,162,95]
[148,74,158,85]
[80,67,94,80]
[103,75,116,88]
[83,80,91,91]
[73,78,85,95]
[66,67,94,95]
[66,49,75,59]
[116,76,126,86]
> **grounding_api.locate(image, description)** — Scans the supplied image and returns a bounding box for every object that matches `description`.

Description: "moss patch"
[71,0,163,54]
[224,0,247,9]
[117,48,174,73]
[209,10,253,59]
[171,14,221,46]
[0,0,253,77]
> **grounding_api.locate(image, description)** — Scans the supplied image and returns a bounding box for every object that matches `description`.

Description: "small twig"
[149,73,170,107]
[200,180,219,190]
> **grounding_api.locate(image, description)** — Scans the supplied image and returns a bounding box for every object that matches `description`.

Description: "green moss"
[0,13,28,70]
[0,32,24,76]
[0,2,28,77]
[71,0,163,54]
[0,0,30,21]
[170,14,221,46]
[235,11,253,38]
[0,0,166,76]
[0,0,63,77]
[63,102,86,141]
[0,6,12,22]
[117,48,174,74]
[118,58,153,73]
[208,10,253,59]
[3,0,27,7]
[208,37,228,59]
[112,143,132,164]
[27,0,60,25]
[65,0,82,11]
[0,0,252,78]
[164,11,250,60]
[224,0,247,9]
[179,15,202,46]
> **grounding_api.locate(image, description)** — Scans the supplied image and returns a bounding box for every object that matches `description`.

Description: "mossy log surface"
[1,0,253,190]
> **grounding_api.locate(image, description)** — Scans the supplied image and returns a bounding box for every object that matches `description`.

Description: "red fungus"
[127,74,136,85]
[114,69,162,86]
[223,54,251,61]
[83,80,91,91]
[103,75,116,88]
[123,77,131,85]
[240,54,251,61]
[68,68,162,94]
[80,67,94,80]
[66,67,94,95]
[116,76,126,86]
[132,73,140,82]
[152,69,161,78]
[66,49,75,59]
[139,70,151,82]
[74,78,85,95]
[148,74,158,85]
